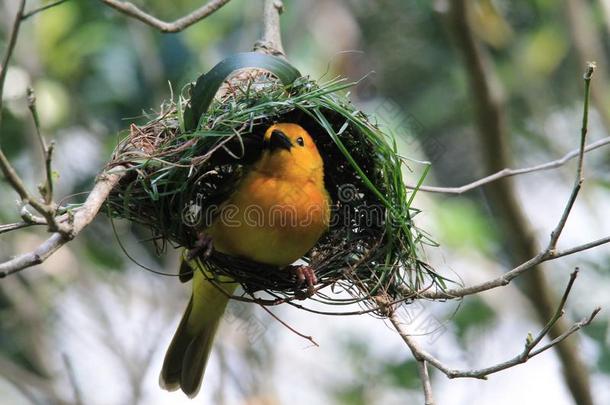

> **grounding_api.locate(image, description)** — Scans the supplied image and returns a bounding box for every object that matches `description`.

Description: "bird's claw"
[289,265,317,298]
[187,232,213,261]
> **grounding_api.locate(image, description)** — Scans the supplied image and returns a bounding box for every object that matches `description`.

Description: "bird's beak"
[265,129,293,152]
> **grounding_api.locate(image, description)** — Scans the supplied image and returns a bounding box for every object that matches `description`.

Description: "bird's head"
[255,123,325,182]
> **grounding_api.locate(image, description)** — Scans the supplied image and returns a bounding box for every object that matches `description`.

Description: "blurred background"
[1,0,609,404]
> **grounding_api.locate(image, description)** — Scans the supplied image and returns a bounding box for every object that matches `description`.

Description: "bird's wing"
[205,129,265,167]
[180,130,264,282]
[196,130,265,222]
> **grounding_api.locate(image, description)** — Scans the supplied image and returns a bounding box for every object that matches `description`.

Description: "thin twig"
[99,0,231,33]
[448,4,593,400]
[21,0,72,20]
[522,269,579,356]
[0,221,45,235]
[413,63,602,301]
[0,148,63,232]
[390,271,600,379]
[416,359,435,405]
[548,62,595,252]
[567,0,610,133]
[417,234,610,300]
[27,87,55,204]
[0,0,66,232]
[0,167,127,277]
[259,305,319,347]
[552,235,610,258]
[0,0,25,112]
[407,136,610,194]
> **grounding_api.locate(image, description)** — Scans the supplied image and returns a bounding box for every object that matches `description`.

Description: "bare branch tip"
[565,274,577,287]
[273,0,284,13]
[26,86,35,106]
[590,307,602,319]
[584,62,596,80]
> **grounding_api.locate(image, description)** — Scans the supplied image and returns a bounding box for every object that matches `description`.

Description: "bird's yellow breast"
[207,169,330,267]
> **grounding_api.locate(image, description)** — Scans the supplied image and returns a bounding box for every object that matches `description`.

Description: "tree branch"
[99,0,231,33]
[0,0,135,278]
[27,87,55,205]
[416,359,434,405]
[0,220,45,235]
[442,0,593,405]
[415,233,610,300]
[21,0,72,20]
[547,62,594,252]
[391,271,600,380]
[413,63,601,301]
[407,135,610,194]
[0,0,25,116]
[445,3,594,402]
[0,0,285,279]
[0,0,67,233]
[0,167,126,278]
[253,0,285,55]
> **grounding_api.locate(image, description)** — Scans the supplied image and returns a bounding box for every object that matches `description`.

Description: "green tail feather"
[159,264,236,398]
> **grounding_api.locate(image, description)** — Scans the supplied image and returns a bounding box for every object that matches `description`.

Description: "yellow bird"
[159,123,331,397]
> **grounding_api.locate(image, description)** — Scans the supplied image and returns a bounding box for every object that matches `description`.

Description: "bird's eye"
[296,137,304,146]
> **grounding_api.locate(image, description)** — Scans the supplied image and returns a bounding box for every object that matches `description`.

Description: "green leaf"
[183,52,302,131]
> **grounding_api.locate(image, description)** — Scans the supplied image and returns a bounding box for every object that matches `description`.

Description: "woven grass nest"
[106,53,448,315]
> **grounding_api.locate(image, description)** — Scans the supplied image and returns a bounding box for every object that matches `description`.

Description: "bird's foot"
[187,232,213,261]
[289,265,317,298]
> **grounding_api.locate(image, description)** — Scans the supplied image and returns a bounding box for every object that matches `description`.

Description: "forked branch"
[414,62,607,301]
[0,167,126,277]
[0,0,288,277]
[391,271,600,381]
[0,0,127,277]
[99,0,231,33]
[393,62,602,403]
[407,135,610,194]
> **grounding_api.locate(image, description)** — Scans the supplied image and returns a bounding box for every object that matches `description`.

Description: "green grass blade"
[183,52,302,131]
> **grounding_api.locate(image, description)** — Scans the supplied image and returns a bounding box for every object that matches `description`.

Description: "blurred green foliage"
[435,198,498,254]
[452,297,496,343]
[334,338,420,404]
[582,319,610,373]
